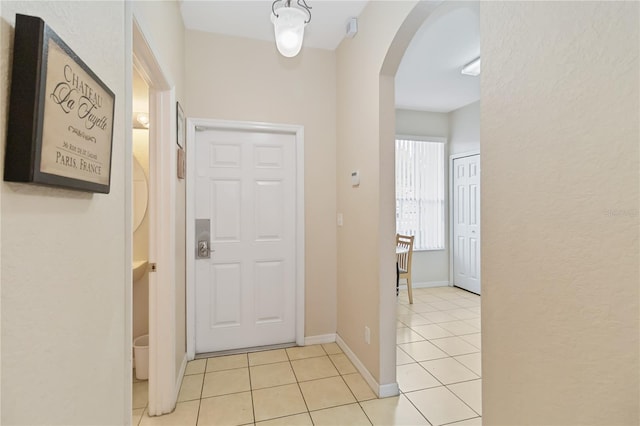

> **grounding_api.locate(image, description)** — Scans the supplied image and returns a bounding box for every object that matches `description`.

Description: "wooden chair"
[396,234,415,304]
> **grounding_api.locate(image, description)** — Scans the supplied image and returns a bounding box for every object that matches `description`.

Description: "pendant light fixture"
[271,0,312,58]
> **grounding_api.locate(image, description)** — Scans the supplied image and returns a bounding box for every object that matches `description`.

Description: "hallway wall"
[336,0,427,388]
[185,31,338,338]
[0,2,128,424]
[448,101,479,156]
[481,2,639,424]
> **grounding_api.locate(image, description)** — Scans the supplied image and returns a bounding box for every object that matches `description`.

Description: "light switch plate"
[351,170,360,187]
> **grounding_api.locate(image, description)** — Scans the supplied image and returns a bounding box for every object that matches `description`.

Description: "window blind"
[395,138,445,250]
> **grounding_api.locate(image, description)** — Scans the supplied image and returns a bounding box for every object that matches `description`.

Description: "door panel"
[212,180,241,241]
[255,181,284,240]
[254,260,285,323]
[195,128,296,353]
[211,263,241,326]
[453,155,481,294]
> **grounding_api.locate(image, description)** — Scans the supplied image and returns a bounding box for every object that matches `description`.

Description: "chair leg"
[406,276,413,304]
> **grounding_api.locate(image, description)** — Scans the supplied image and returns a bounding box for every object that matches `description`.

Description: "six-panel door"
[195,128,297,353]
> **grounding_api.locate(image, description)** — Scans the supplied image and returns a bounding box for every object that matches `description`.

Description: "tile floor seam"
[193,399,202,426]
[286,358,313,418]
[247,359,257,425]
[445,388,480,417]
[413,359,449,390]
[446,381,482,418]
[336,372,362,407]
[288,359,302,383]
[294,380,312,419]
[307,399,363,414]
[354,401,375,426]
[326,351,346,375]
[440,417,481,426]
[193,365,208,426]
[400,390,434,426]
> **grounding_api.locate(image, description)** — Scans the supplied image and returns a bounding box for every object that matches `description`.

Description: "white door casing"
[452,154,481,294]
[131,15,178,416]
[188,122,305,355]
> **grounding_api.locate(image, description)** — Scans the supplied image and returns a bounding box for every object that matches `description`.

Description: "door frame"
[185,118,305,360]
[448,151,480,288]
[130,14,178,416]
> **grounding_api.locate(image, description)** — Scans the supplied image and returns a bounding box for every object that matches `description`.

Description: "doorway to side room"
[130,17,179,418]
[132,65,151,415]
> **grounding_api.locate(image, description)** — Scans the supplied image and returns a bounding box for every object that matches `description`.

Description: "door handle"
[198,240,214,259]
[195,218,212,259]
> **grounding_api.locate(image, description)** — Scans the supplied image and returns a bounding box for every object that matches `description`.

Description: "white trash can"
[133,334,149,380]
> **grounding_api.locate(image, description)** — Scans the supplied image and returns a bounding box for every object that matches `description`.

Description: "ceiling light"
[133,112,149,129]
[271,0,312,58]
[461,57,481,76]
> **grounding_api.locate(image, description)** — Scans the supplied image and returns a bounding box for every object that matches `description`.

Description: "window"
[395,137,445,250]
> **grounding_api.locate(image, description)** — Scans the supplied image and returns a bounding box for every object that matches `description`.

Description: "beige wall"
[336,0,424,386]
[395,109,449,285]
[448,101,479,155]
[185,31,338,338]
[0,2,128,424]
[481,2,639,424]
[132,0,187,380]
[339,1,640,415]
[396,108,448,138]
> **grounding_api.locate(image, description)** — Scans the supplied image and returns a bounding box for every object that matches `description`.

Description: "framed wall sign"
[177,148,185,179]
[177,102,185,149]
[4,14,115,193]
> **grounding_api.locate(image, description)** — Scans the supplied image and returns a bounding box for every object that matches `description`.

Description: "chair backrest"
[396,234,414,272]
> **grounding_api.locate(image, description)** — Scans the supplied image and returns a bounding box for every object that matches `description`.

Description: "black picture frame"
[177,102,185,149]
[4,14,115,193]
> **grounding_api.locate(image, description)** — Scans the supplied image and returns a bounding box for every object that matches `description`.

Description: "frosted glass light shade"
[271,7,306,58]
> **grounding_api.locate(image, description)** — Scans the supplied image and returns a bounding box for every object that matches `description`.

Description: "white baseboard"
[335,334,398,398]
[173,353,188,403]
[379,382,400,398]
[305,334,336,345]
[398,280,450,290]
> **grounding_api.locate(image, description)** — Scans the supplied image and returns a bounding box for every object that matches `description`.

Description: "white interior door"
[194,128,297,353]
[453,154,481,294]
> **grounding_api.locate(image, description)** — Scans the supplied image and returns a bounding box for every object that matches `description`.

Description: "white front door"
[453,154,481,294]
[194,128,297,353]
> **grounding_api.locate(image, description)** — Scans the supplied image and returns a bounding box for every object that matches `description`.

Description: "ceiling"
[395,1,480,113]
[179,0,369,50]
[179,0,479,113]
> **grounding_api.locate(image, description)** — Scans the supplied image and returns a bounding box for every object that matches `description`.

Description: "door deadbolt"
[195,219,213,259]
[198,240,214,258]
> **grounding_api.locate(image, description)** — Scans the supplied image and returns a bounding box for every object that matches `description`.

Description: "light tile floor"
[133,286,481,425]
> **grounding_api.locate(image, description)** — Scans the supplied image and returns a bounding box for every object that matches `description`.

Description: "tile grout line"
[193,358,209,426]
[246,353,258,425]
[286,347,315,424]
[397,387,435,425]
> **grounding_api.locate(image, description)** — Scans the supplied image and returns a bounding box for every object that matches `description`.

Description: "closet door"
[453,154,480,294]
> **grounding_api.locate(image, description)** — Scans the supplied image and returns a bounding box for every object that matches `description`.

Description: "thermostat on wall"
[351,170,360,187]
